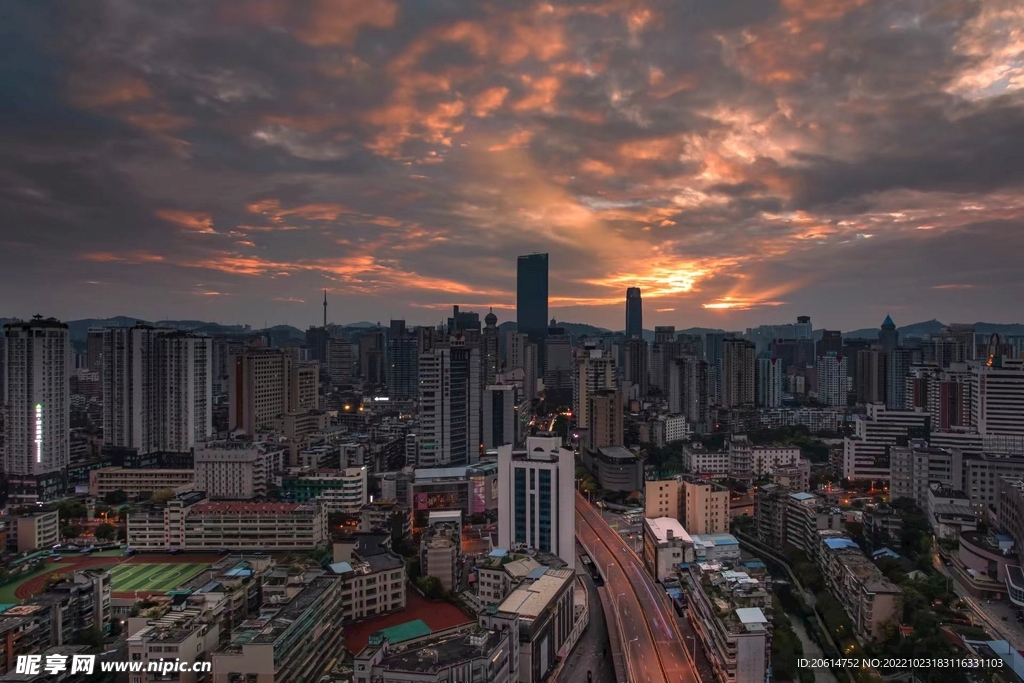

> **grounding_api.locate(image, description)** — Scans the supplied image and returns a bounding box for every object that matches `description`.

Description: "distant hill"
[843,320,1024,340]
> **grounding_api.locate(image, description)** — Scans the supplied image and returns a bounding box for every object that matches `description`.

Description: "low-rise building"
[683,443,730,477]
[927,484,976,540]
[784,492,843,558]
[476,550,542,607]
[6,510,59,553]
[817,536,902,641]
[497,568,576,683]
[863,506,904,547]
[279,467,368,514]
[354,614,520,683]
[642,517,695,582]
[683,562,771,683]
[421,523,460,592]
[728,437,801,479]
[210,576,346,683]
[88,467,196,499]
[690,533,741,563]
[682,477,731,535]
[331,533,407,622]
[581,446,643,493]
[645,477,683,520]
[194,440,285,500]
[359,500,412,538]
[127,615,220,683]
[769,459,811,492]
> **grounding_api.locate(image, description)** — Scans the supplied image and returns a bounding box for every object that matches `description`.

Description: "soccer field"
[109,563,209,592]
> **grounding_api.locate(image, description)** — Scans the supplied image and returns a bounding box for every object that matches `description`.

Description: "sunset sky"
[2,0,1023,330]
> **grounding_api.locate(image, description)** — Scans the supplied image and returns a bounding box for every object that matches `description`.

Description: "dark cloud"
[1,0,1023,330]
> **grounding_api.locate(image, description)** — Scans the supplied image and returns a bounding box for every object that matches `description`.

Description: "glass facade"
[514,469,527,544]
[517,254,549,372]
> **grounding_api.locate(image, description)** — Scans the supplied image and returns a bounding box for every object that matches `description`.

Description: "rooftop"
[250,577,337,645]
[414,466,469,481]
[831,548,903,594]
[595,446,638,461]
[364,625,505,674]
[497,568,573,620]
[193,502,317,514]
[789,492,817,502]
[645,517,692,545]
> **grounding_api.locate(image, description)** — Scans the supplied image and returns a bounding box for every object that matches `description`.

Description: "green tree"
[94,523,116,541]
[61,525,82,539]
[151,488,176,504]
[103,489,128,506]
[56,500,88,522]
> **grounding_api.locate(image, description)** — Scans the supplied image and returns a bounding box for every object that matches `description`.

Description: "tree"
[56,500,88,522]
[151,488,176,504]
[61,525,82,539]
[94,523,116,541]
[103,490,128,505]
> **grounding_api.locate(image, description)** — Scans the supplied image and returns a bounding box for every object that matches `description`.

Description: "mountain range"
[2,316,1022,345]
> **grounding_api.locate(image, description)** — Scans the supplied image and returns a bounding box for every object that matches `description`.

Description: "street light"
[685,635,697,664]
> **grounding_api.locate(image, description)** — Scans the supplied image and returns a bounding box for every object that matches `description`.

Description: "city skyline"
[3,1,1024,329]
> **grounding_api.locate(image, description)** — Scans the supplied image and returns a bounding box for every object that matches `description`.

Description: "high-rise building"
[886,347,916,408]
[481,309,500,386]
[497,435,575,568]
[483,384,519,449]
[327,337,355,387]
[855,348,887,405]
[650,327,681,395]
[668,356,709,433]
[386,320,418,398]
[507,332,538,402]
[3,317,70,502]
[878,315,899,352]
[682,477,731,534]
[756,357,783,408]
[306,326,329,363]
[625,288,643,339]
[102,327,214,459]
[720,339,756,409]
[816,353,848,408]
[587,389,624,449]
[794,316,812,340]
[816,330,843,359]
[517,253,549,372]
[972,358,1024,437]
[573,344,617,429]
[359,327,387,385]
[543,324,573,393]
[624,338,649,397]
[417,337,481,467]
[86,328,105,373]
[229,349,317,435]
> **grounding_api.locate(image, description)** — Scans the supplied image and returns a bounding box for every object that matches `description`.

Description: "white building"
[663,414,691,444]
[816,353,848,408]
[728,437,801,478]
[3,317,70,502]
[842,403,930,481]
[89,467,196,499]
[195,440,285,500]
[973,358,1024,437]
[102,326,213,458]
[756,357,783,408]
[483,384,519,449]
[573,345,617,429]
[642,516,694,581]
[684,444,731,477]
[417,340,481,467]
[497,436,575,569]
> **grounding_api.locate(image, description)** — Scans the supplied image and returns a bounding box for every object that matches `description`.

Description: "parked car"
[50,555,63,562]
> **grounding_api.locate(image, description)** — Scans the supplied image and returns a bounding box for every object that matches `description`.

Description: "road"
[576,491,698,683]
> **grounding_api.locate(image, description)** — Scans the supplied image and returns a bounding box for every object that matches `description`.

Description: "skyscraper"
[624,338,649,397]
[573,344,617,429]
[668,356,709,433]
[481,309,500,386]
[972,358,1024,437]
[878,315,899,352]
[625,287,643,339]
[417,337,481,467]
[229,348,317,434]
[327,337,356,387]
[386,320,419,398]
[102,326,213,459]
[816,353,848,408]
[483,384,518,449]
[756,357,783,408]
[497,435,575,568]
[794,316,813,340]
[3,317,70,502]
[886,347,916,409]
[517,253,549,372]
[543,323,573,393]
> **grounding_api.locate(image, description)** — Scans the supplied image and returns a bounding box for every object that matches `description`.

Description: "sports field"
[109,563,209,593]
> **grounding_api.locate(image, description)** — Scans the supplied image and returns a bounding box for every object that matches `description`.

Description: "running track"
[15,554,215,600]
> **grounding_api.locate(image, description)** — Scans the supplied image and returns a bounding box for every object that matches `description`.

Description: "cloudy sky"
[2,0,1023,331]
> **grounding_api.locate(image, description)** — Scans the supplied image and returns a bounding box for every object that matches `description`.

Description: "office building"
[327,337,355,386]
[506,332,538,403]
[816,353,848,407]
[517,253,549,372]
[194,440,285,500]
[6,510,60,553]
[496,567,578,683]
[625,287,643,339]
[842,403,930,481]
[878,315,899,352]
[587,389,623,449]
[581,446,643,493]
[417,339,481,467]
[3,317,70,502]
[497,436,575,568]
[972,358,1024,437]
[385,320,419,398]
[855,348,887,405]
[102,326,213,460]
[720,339,756,409]
[543,325,573,392]
[682,477,731,534]
[886,347,916,408]
[229,349,317,435]
[816,330,843,359]
[483,384,519,449]
[481,309,500,384]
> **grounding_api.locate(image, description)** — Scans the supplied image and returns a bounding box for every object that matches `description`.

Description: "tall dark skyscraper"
[517,253,549,372]
[625,287,643,339]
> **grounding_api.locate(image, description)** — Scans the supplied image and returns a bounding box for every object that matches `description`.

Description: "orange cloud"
[68,76,152,108]
[81,251,166,264]
[217,0,398,47]
[156,209,214,233]
[513,75,561,112]
[473,87,510,116]
[246,199,351,223]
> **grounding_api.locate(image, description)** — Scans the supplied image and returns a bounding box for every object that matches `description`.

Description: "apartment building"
[645,478,684,519]
[842,403,930,481]
[682,477,731,535]
[642,517,695,581]
[817,537,902,641]
[330,534,407,622]
[784,493,843,558]
[211,576,346,683]
[88,467,195,499]
[476,552,546,607]
[421,523,459,592]
[728,436,802,478]
[127,616,220,683]
[769,460,810,492]
[684,443,730,477]
[194,440,286,500]
[972,358,1024,437]
[889,440,964,507]
[359,500,412,538]
[683,562,770,683]
[964,452,1024,517]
